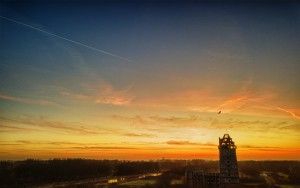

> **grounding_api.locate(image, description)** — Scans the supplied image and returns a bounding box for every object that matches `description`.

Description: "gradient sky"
[0,1,299,160]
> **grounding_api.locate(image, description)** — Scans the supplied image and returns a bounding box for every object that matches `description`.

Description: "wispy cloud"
[239,145,280,149]
[0,116,109,135]
[0,93,58,106]
[58,78,298,121]
[60,81,133,106]
[238,145,295,152]
[212,85,300,120]
[71,146,136,150]
[18,140,99,146]
[95,82,133,105]
[109,113,300,135]
[110,114,272,128]
[216,86,277,114]
[0,140,167,151]
[0,115,156,138]
[111,115,151,124]
[218,96,249,112]
[166,140,216,146]
[123,133,154,137]
[0,124,36,132]
[149,115,201,125]
[277,123,300,131]
[133,84,289,119]
[60,91,89,100]
[135,88,218,110]
[110,114,204,126]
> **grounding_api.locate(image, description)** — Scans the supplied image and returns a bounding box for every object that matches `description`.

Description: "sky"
[0,1,299,160]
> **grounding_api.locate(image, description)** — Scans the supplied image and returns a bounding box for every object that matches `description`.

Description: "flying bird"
[218,111,222,114]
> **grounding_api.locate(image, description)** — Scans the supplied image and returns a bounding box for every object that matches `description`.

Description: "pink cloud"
[60,81,133,106]
[94,82,133,105]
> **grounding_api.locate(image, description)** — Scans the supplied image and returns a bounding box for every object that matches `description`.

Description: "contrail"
[276,107,300,120]
[0,15,132,63]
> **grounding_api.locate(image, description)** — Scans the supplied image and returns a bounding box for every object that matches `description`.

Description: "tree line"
[1,159,299,187]
[0,159,159,187]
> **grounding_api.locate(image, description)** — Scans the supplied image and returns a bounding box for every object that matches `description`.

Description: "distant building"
[186,134,239,188]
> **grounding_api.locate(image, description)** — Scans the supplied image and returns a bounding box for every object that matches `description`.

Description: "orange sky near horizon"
[0,72,299,160]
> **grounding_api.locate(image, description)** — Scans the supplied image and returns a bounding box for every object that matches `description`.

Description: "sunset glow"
[0,2,299,160]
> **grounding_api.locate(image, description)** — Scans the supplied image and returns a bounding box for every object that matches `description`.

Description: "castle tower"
[218,134,239,185]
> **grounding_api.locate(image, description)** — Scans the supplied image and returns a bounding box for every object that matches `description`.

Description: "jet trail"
[0,15,132,63]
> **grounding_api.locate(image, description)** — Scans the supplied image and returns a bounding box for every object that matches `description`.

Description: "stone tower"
[218,134,239,185]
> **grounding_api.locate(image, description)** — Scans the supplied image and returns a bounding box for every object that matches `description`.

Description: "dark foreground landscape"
[1,159,300,188]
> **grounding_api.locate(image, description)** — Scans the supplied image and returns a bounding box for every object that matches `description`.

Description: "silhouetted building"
[186,134,239,188]
[219,134,239,184]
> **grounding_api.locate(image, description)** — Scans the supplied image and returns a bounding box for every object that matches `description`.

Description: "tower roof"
[219,134,236,149]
